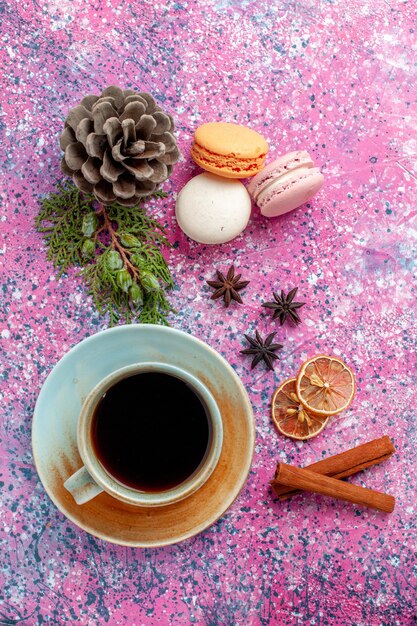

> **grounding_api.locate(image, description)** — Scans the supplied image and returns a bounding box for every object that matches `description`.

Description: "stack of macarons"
[176,122,268,245]
[175,121,324,245]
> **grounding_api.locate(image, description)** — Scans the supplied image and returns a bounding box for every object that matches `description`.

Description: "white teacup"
[64,362,223,507]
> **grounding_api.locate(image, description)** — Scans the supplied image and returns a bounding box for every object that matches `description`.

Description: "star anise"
[262,287,305,326]
[241,330,283,371]
[206,265,250,307]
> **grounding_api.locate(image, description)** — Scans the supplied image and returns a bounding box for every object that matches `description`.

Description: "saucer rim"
[32,325,255,547]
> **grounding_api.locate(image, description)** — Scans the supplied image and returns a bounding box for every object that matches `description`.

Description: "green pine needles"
[36,182,175,326]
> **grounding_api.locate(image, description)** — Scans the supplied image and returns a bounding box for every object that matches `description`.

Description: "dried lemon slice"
[271,378,328,440]
[296,355,355,417]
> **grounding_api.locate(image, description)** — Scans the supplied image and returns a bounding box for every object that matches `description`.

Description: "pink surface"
[1,1,416,624]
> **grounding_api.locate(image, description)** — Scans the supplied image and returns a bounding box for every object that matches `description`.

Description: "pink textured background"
[1,1,417,624]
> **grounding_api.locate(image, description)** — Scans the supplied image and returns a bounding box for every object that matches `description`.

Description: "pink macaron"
[247,150,324,217]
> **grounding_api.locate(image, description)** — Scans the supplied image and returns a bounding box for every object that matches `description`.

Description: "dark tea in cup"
[91,371,211,492]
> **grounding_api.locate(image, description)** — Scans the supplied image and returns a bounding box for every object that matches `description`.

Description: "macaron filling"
[192,142,267,174]
[256,165,318,203]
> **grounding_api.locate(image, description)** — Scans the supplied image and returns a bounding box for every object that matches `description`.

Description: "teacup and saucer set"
[32,325,255,547]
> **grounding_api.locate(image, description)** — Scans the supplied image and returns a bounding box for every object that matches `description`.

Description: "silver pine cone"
[60,86,180,207]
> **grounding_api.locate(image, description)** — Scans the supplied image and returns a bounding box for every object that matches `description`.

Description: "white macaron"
[175,173,251,244]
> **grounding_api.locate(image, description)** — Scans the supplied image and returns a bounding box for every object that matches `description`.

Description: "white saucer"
[32,325,255,547]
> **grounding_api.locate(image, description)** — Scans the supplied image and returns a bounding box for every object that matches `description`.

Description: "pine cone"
[60,86,180,207]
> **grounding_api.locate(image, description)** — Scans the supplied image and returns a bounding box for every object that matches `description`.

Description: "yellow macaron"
[191,122,268,179]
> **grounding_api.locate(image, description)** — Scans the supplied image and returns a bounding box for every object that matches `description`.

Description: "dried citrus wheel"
[296,355,355,417]
[271,378,329,440]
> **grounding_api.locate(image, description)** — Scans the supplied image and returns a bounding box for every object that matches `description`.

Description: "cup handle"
[64,466,103,505]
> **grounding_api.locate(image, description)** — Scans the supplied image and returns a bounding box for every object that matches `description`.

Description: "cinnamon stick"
[275,463,395,513]
[271,436,395,500]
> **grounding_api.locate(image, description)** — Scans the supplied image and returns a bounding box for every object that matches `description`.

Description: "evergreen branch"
[36,182,176,326]
[36,183,93,276]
